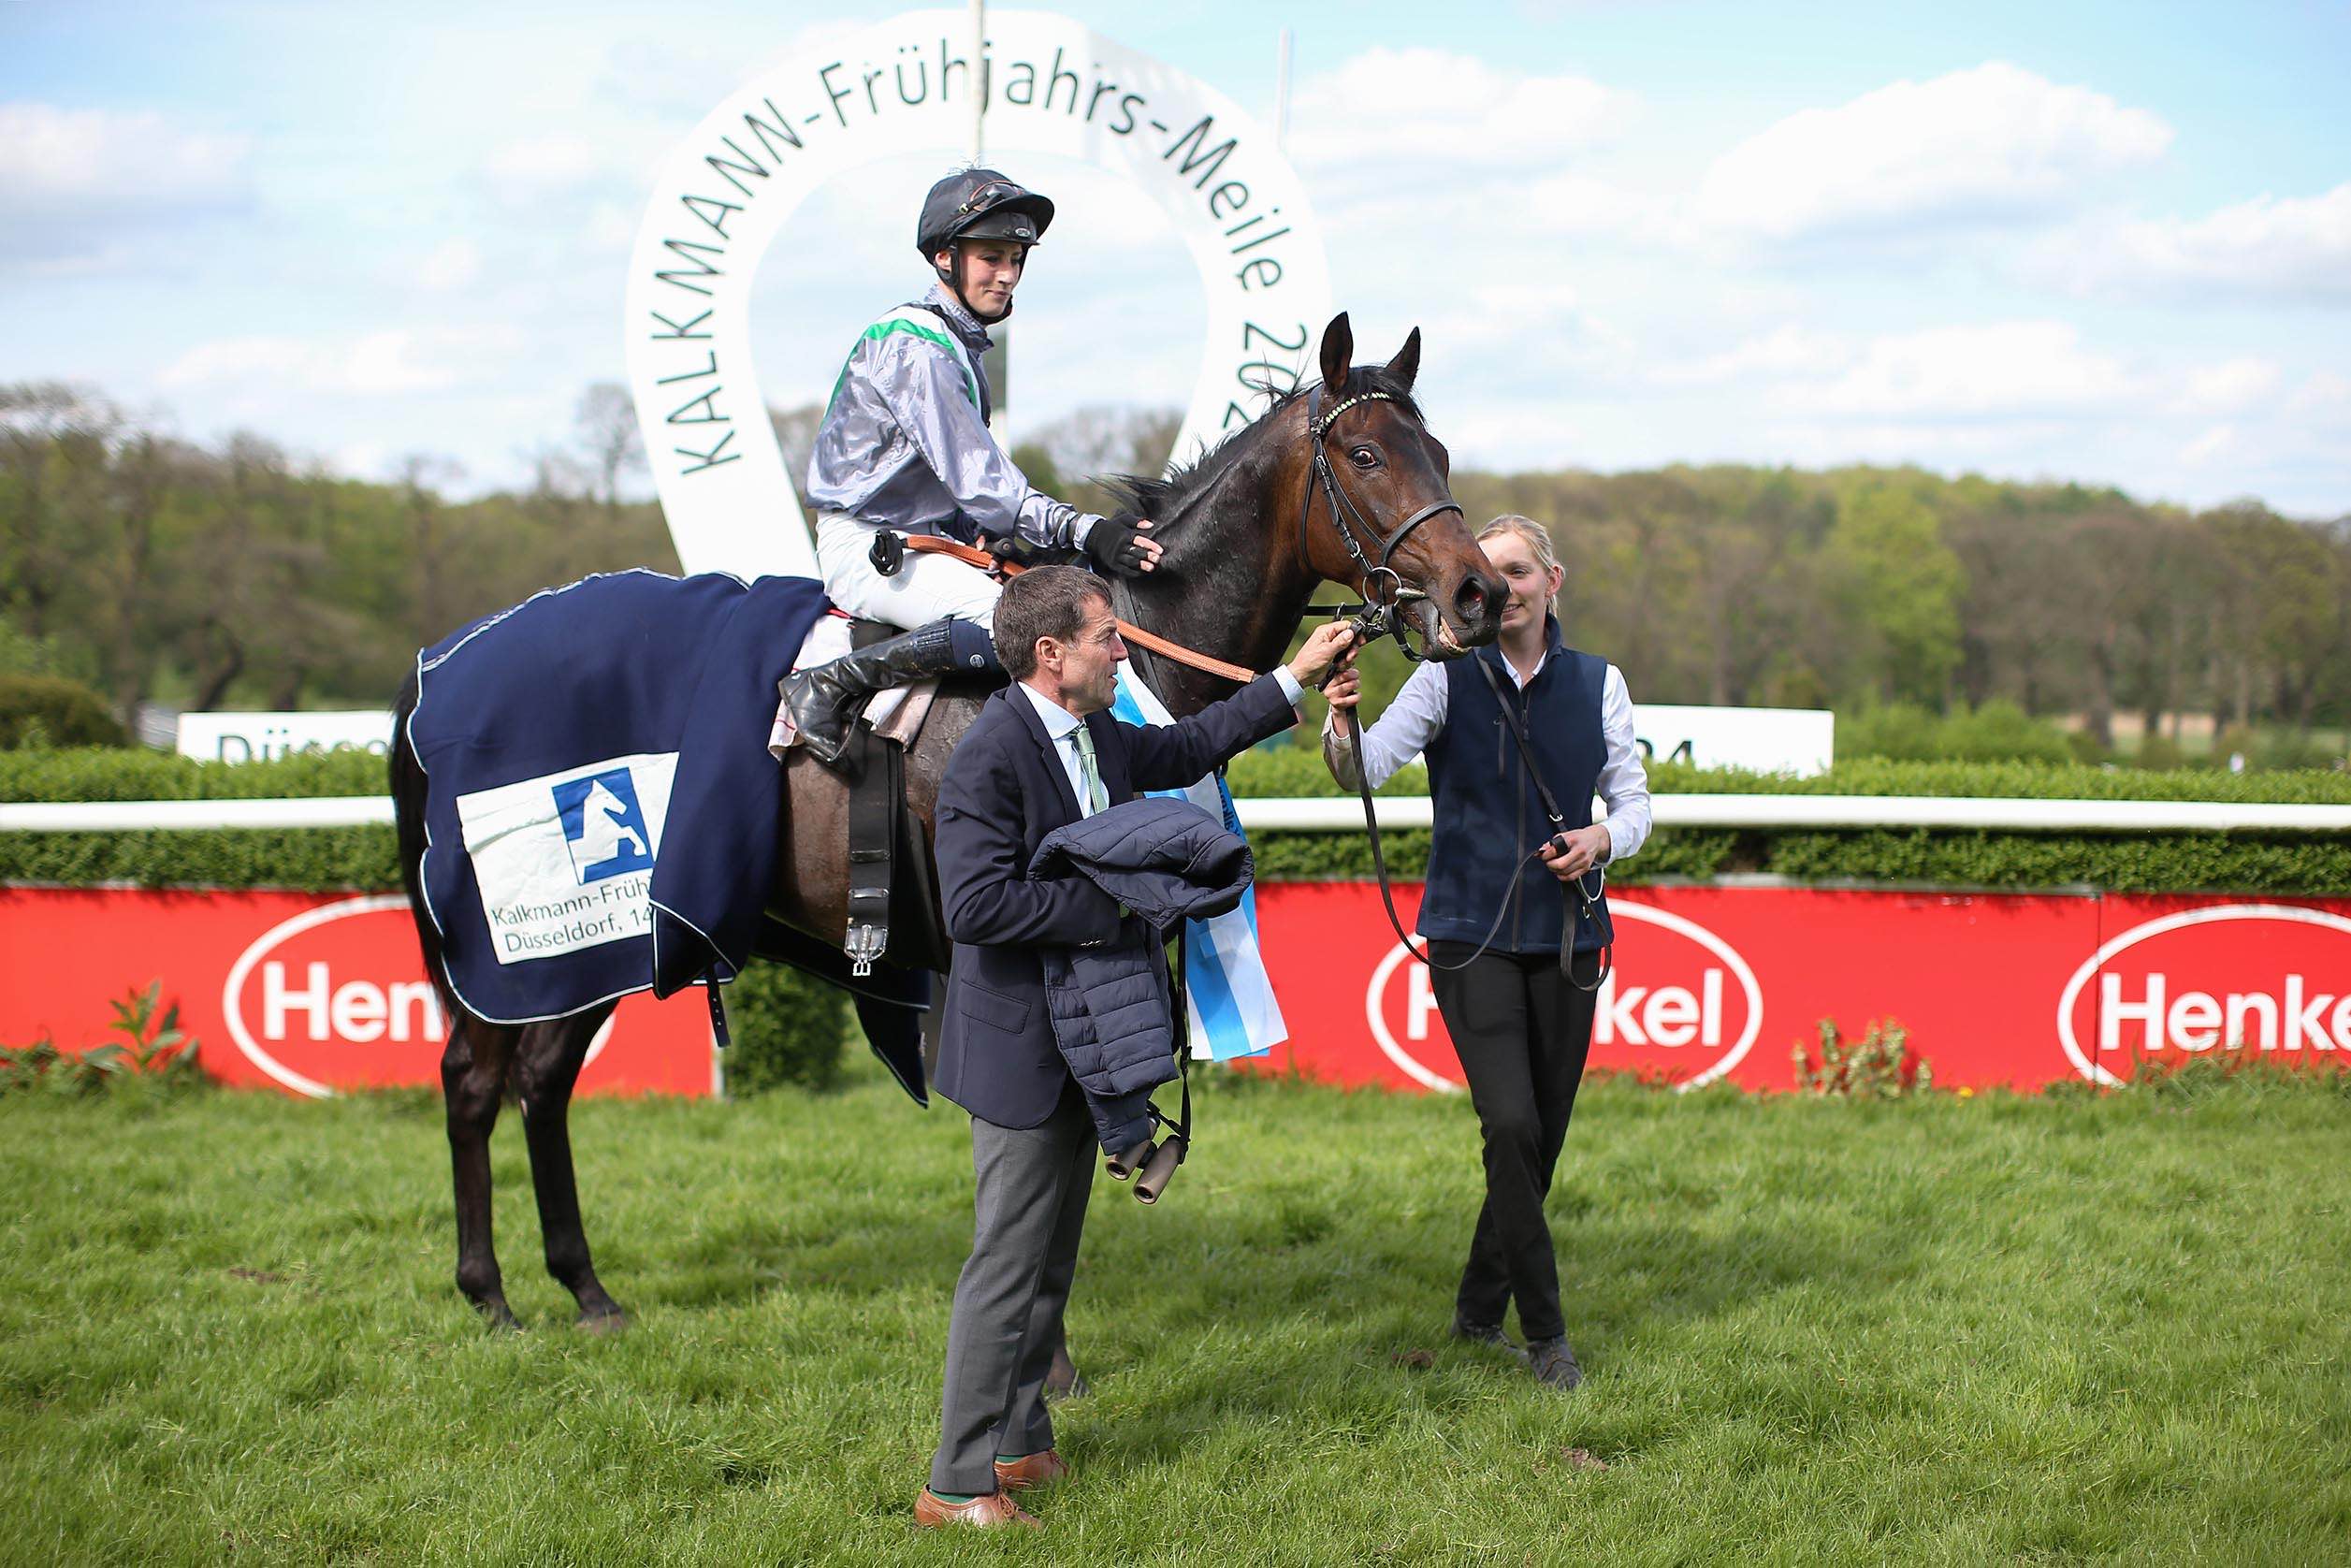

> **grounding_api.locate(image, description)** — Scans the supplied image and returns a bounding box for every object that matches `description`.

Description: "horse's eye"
[1349,446,1378,469]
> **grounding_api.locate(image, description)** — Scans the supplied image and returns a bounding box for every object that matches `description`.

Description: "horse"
[390,312,1507,1333]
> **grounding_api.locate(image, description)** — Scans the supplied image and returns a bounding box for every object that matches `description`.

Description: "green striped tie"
[1070,725,1108,816]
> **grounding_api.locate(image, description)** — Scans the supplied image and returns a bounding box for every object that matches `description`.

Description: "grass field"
[5,1060,2346,1565]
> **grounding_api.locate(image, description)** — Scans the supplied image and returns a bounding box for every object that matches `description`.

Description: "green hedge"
[0,677,127,750]
[5,748,2348,896]
[7,820,2344,896]
[1223,749,2351,806]
[0,748,386,802]
[718,963,850,1096]
[12,747,2348,806]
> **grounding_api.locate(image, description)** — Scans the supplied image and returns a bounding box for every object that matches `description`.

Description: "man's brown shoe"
[913,1488,1040,1528]
[993,1449,1070,1491]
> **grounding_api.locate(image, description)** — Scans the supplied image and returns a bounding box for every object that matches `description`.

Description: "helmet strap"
[938,241,1015,324]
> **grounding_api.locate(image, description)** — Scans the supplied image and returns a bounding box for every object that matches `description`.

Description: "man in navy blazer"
[916,566,1356,1528]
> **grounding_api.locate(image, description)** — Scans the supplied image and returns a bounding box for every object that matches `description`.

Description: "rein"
[1292,385,1606,990]
[1329,663,1610,991]
[900,533,1257,684]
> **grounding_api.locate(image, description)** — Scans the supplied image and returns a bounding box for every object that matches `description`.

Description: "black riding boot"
[782,617,998,769]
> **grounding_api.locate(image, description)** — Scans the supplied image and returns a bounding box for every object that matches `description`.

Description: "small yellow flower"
[1956,1087,1975,1099]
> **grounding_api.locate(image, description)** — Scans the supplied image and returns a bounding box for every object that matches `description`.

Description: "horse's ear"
[1319,312,1353,394]
[1386,327,1421,393]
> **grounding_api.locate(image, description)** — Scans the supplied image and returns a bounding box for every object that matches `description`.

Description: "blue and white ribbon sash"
[1111,665,1286,1062]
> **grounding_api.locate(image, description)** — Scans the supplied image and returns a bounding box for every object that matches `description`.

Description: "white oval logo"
[2054,902,2351,1087]
[1362,901,1764,1093]
[222,894,610,1098]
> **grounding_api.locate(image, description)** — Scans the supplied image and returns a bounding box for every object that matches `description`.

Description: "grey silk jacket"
[804,284,1103,550]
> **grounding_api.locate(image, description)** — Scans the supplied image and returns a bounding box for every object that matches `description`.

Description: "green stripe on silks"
[825,319,982,417]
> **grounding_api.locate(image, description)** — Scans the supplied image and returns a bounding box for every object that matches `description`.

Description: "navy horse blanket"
[407,568,828,1024]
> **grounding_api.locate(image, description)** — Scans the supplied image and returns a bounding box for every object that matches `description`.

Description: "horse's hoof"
[576,1307,631,1336]
[474,1301,521,1332]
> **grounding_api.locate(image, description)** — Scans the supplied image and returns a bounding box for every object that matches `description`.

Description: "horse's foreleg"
[443,1017,520,1328]
[515,1009,628,1331]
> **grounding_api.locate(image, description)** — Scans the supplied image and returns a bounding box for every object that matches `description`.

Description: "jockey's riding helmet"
[917,168,1054,262]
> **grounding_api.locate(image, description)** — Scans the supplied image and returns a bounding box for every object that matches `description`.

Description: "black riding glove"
[1081,518,1153,576]
[986,531,1072,568]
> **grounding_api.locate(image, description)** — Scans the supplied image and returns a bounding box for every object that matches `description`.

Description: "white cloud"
[482,135,611,196]
[1759,417,2077,467]
[1290,49,1634,176]
[2048,181,2351,304]
[2286,371,2351,417]
[1692,63,2170,242]
[1514,168,1678,240]
[593,21,871,120]
[1796,320,2136,418]
[2180,424,2237,466]
[1652,325,1855,385]
[415,237,483,291]
[2171,356,2281,414]
[0,102,252,209]
[583,200,640,254]
[0,103,254,269]
[158,327,524,397]
[1406,280,1636,386]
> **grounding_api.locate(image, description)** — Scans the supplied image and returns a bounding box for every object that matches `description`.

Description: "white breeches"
[815,513,1000,632]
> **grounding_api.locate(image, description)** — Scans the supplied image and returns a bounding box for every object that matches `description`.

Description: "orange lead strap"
[899,533,1260,686]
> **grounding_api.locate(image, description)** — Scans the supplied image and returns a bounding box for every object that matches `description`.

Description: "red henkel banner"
[1252,883,2351,1093]
[5,883,2347,1097]
[0,888,714,1097]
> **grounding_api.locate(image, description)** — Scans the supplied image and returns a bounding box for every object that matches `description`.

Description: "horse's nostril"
[1456,577,1492,621]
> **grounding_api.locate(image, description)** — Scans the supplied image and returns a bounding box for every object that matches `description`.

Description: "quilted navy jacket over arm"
[1026,797,1254,1154]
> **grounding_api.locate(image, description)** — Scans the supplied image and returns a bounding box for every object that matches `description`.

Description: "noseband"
[1298,384,1466,660]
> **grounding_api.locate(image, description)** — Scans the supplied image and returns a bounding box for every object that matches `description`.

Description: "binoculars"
[1106,1136,1186,1204]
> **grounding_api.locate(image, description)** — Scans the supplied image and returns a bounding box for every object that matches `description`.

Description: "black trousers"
[1428,942,1599,1344]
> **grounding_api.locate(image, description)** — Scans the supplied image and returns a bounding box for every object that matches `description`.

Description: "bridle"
[1298,384,1465,662]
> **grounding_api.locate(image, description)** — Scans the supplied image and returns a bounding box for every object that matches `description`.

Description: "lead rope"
[1326,648,1610,991]
[1154,923,1190,1160]
[1335,699,1559,974]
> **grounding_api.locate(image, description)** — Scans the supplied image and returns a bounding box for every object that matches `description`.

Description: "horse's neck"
[1113,452,1313,719]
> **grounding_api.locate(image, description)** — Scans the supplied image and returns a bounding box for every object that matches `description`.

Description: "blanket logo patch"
[455,751,678,965]
[555,769,656,884]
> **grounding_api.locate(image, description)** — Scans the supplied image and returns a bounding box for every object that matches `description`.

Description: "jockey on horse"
[782,167,1165,767]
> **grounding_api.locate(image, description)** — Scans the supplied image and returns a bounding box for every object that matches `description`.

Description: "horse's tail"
[388,671,457,1023]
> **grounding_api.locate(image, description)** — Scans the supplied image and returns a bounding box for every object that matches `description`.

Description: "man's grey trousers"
[931,1082,1095,1495]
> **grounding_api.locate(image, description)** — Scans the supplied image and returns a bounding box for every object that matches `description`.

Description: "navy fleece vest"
[1419,628,1613,956]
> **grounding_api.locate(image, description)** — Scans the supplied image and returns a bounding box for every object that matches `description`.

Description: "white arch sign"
[625,7,1333,580]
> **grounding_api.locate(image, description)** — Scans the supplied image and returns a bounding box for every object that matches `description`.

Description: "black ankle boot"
[783,618,994,768]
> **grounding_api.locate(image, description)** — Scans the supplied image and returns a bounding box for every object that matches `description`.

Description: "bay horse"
[391,313,1505,1332]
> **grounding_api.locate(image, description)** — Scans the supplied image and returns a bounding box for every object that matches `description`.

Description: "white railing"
[6,794,2350,834]
[1237,796,2351,834]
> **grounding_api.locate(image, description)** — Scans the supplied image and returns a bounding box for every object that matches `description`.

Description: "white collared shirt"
[1323,648,1651,863]
[1022,667,1304,816]
[1020,681,1098,816]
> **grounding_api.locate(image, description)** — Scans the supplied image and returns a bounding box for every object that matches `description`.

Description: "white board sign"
[1633,704,1835,777]
[177,711,397,764]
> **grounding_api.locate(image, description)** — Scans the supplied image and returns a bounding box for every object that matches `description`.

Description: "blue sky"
[5,0,2347,515]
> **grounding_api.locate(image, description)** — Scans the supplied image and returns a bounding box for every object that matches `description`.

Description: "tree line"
[5,380,2347,757]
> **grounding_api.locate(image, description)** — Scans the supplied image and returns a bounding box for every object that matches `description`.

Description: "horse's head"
[1292,313,1505,657]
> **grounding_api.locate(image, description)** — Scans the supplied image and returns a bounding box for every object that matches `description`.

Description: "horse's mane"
[1100,362,1424,530]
